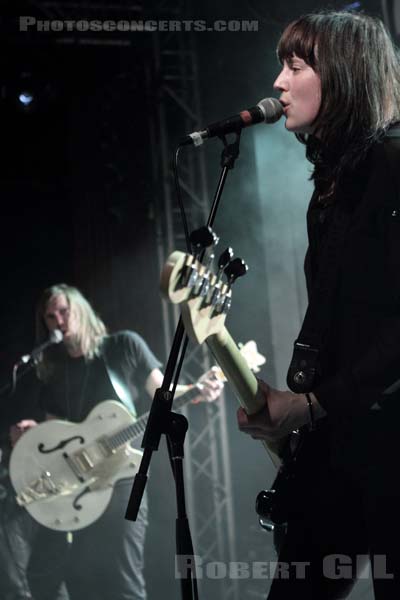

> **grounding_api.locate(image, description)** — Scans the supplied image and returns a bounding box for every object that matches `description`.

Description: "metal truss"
[149,6,239,599]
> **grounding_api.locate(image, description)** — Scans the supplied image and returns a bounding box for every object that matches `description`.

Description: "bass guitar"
[160,247,307,534]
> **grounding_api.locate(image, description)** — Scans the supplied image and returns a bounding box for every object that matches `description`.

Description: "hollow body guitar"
[9,341,264,532]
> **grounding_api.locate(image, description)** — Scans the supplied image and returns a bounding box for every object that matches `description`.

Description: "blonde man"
[8,283,222,600]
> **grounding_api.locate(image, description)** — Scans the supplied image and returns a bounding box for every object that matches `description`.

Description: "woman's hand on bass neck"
[237,379,326,442]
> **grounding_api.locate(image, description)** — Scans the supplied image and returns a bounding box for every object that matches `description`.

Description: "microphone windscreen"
[257,97,284,123]
[50,329,63,344]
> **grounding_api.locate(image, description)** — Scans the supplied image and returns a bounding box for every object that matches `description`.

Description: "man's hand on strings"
[192,367,224,403]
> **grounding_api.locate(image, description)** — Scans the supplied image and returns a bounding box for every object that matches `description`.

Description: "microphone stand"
[125,130,243,600]
[1,331,63,400]
[0,357,38,400]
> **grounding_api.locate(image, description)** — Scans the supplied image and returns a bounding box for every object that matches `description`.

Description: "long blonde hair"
[36,283,107,381]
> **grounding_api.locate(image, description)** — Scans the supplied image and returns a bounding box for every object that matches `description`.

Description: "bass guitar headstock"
[160,227,247,345]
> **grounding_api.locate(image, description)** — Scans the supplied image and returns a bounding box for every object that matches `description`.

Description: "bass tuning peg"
[224,257,248,285]
[190,226,219,253]
[217,247,234,274]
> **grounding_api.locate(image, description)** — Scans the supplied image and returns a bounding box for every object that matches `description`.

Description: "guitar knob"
[255,489,275,519]
[224,258,248,285]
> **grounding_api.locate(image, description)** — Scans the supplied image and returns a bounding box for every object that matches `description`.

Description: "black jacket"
[305,130,400,418]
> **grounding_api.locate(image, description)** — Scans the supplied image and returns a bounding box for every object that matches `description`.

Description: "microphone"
[18,329,63,366]
[180,97,283,147]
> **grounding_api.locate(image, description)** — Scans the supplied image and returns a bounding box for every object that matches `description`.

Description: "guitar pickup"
[63,453,88,483]
[63,437,112,482]
[74,451,95,472]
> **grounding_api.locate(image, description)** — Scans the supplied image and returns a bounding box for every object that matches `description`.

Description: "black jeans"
[267,406,400,599]
[63,480,148,600]
[0,476,69,600]
[0,478,148,600]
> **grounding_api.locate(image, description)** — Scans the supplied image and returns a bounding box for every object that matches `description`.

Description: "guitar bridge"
[15,470,62,506]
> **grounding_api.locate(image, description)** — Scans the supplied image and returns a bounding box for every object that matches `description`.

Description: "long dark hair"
[277,11,400,194]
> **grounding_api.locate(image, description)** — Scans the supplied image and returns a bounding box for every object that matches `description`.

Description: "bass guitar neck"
[206,328,281,467]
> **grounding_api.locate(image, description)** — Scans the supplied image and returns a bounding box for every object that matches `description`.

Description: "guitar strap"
[286,195,351,393]
[102,342,137,417]
[287,129,400,394]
